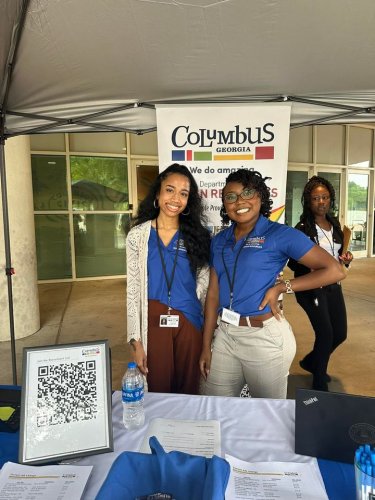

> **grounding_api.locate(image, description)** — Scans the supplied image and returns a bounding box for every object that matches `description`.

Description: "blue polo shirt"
[148,228,203,330]
[211,215,315,316]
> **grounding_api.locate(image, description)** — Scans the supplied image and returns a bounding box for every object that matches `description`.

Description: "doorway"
[130,161,159,216]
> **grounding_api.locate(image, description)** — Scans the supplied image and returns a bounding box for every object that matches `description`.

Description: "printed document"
[0,462,92,500]
[225,454,328,500]
[139,418,221,457]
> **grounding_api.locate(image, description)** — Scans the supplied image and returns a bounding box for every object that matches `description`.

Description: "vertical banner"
[156,104,291,227]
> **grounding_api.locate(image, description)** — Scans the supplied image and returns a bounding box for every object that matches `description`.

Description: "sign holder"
[19,340,113,465]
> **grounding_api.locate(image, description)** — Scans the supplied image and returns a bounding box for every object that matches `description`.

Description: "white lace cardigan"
[126,220,210,355]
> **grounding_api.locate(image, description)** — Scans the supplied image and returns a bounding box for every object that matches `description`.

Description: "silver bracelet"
[284,279,294,294]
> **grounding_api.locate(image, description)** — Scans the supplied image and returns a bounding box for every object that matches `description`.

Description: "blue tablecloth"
[318,458,356,500]
[0,385,21,468]
[0,431,19,467]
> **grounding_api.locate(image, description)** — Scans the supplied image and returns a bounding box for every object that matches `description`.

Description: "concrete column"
[0,135,40,341]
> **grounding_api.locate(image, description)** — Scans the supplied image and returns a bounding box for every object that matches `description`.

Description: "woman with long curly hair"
[126,163,211,394]
[199,169,345,399]
[288,176,353,391]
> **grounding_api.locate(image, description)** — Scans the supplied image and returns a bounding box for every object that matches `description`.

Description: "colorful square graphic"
[172,150,185,161]
[255,146,274,159]
[194,152,212,161]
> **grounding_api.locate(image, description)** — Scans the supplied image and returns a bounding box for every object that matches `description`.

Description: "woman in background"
[288,176,353,391]
[126,163,210,394]
[199,169,345,399]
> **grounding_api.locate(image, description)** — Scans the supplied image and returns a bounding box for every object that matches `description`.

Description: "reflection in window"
[71,156,128,211]
[34,215,72,279]
[74,214,130,278]
[31,156,68,211]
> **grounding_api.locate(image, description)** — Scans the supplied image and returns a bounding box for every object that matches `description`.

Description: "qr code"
[37,361,98,426]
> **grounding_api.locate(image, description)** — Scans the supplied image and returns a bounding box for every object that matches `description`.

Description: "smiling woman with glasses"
[199,169,346,400]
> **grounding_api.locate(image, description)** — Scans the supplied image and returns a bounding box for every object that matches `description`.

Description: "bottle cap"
[128,361,137,368]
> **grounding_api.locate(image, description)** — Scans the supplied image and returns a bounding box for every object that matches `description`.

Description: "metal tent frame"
[2,0,375,384]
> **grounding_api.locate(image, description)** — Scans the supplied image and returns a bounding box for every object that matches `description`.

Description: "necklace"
[316,223,335,256]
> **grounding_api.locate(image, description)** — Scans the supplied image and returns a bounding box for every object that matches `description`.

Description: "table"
[0,390,355,499]
[73,392,355,499]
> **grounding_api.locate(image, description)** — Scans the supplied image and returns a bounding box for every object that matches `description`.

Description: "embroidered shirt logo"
[173,239,187,251]
[244,236,265,248]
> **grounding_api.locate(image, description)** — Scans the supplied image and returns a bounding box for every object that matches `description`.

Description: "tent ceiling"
[2,0,375,136]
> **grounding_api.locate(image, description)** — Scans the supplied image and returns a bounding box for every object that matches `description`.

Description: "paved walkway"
[1,258,374,397]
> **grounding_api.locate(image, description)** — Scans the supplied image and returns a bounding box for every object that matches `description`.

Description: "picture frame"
[19,340,113,465]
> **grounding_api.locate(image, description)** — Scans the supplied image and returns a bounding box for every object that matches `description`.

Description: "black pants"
[295,283,347,385]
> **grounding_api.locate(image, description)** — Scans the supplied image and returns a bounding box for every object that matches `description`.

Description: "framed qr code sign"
[19,340,113,465]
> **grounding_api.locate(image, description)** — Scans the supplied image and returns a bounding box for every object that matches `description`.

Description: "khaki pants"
[203,316,296,399]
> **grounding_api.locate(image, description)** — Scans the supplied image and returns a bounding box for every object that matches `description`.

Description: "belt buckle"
[248,317,263,328]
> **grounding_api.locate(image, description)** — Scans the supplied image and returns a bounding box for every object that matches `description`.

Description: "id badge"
[221,308,240,327]
[159,315,179,327]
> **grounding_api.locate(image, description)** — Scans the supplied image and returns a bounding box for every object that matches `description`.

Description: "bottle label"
[122,386,144,403]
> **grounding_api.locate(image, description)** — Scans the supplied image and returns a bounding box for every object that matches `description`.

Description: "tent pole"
[0,134,17,385]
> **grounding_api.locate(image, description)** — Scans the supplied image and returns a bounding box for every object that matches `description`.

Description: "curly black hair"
[220,169,273,224]
[132,163,211,272]
[300,175,341,234]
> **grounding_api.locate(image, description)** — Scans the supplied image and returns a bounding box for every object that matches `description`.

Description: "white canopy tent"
[2,0,375,382]
[2,0,375,138]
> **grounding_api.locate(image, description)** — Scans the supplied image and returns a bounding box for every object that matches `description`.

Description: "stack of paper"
[225,455,328,500]
[0,462,92,500]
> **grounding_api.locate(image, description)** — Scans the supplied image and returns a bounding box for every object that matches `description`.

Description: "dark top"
[287,215,344,278]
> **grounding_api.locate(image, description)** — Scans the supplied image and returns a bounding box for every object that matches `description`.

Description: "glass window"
[316,125,345,165]
[285,171,308,227]
[348,173,368,252]
[70,156,129,211]
[74,214,129,278]
[348,127,373,167]
[317,171,341,217]
[288,127,313,163]
[31,155,68,211]
[35,215,72,279]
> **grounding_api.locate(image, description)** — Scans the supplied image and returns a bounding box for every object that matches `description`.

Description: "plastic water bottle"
[122,361,145,429]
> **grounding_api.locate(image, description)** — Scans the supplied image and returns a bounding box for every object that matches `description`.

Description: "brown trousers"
[146,300,202,394]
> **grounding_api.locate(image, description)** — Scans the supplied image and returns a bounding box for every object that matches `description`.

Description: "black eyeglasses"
[223,188,257,204]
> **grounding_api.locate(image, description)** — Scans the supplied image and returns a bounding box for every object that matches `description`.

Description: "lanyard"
[316,224,335,256]
[155,219,180,314]
[222,229,251,310]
